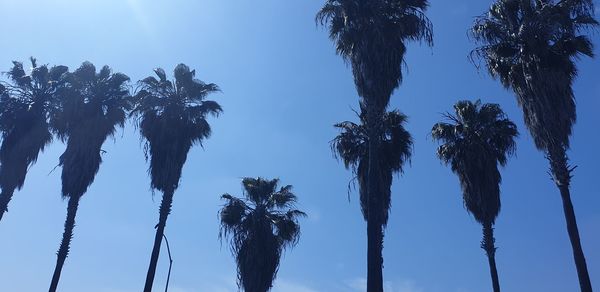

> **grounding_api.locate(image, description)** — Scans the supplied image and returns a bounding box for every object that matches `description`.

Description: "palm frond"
[268,185,297,209]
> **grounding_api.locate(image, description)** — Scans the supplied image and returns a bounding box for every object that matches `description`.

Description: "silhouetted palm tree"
[0,58,68,222]
[132,64,221,292]
[331,108,412,228]
[431,100,518,292]
[219,177,305,292]
[471,1,597,290]
[47,62,131,292]
[317,2,432,289]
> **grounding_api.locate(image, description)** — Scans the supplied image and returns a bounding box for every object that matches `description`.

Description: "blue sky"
[0,1,598,291]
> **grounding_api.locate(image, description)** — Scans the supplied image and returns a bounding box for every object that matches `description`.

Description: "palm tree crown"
[471,0,597,151]
[0,58,68,191]
[0,58,68,219]
[431,100,518,225]
[132,64,221,193]
[316,0,433,107]
[220,177,305,292]
[51,62,132,198]
[331,108,412,225]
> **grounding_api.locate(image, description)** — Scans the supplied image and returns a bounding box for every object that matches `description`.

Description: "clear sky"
[0,1,598,291]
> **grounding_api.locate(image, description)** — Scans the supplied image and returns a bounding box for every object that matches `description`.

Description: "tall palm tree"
[47,62,131,292]
[471,1,597,290]
[0,58,68,222]
[431,100,518,292]
[132,64,221,292]
[219,177,305,292]
[317,2,432,290]
[331,108,412,284]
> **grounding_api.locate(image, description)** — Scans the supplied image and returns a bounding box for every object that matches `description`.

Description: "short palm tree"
[331,108,412,278]
[219,177,305,292]
[0,58,68,222]
[132,64,221,292]
[431,100,518,292]
[471,1,597,290]
[47,62,131,292]
[317,2,432,289]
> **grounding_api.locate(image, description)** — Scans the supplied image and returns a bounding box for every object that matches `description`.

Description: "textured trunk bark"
[559,184,592,292]
[0,188,15,222]
[481,222,500,292]
[144,189,174,292]
[366,104,384,292]
[548,148,592,292]
[49,195,81,292]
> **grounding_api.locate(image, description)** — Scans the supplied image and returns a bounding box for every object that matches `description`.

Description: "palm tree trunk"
[548,147,592,292]
[0,188,15,222]
[481,222,500,292]
[144,189,174,292]
[366,104,384,292]
[49,195,81,292]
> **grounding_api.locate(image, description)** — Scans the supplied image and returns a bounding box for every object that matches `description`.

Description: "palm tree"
[317,2,432,290]
[431,100,518,292]
[219,177,305,292]
[471,1,597,290]
[132,64,222,292]
[47,62,131,292]
[331,108,412,285]
[0,58,68,222]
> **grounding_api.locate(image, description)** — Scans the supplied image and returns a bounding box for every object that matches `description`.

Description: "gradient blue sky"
[0,1,598,291]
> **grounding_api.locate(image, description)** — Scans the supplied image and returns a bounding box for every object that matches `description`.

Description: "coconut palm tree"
[471,1,597,290]
[47,62,131,292]
[132,64,221,292]
[317,2,432,289]
[331,107,412,280]
[431,100,518,292]
[219,177,305,292]
[0,58,68,222]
